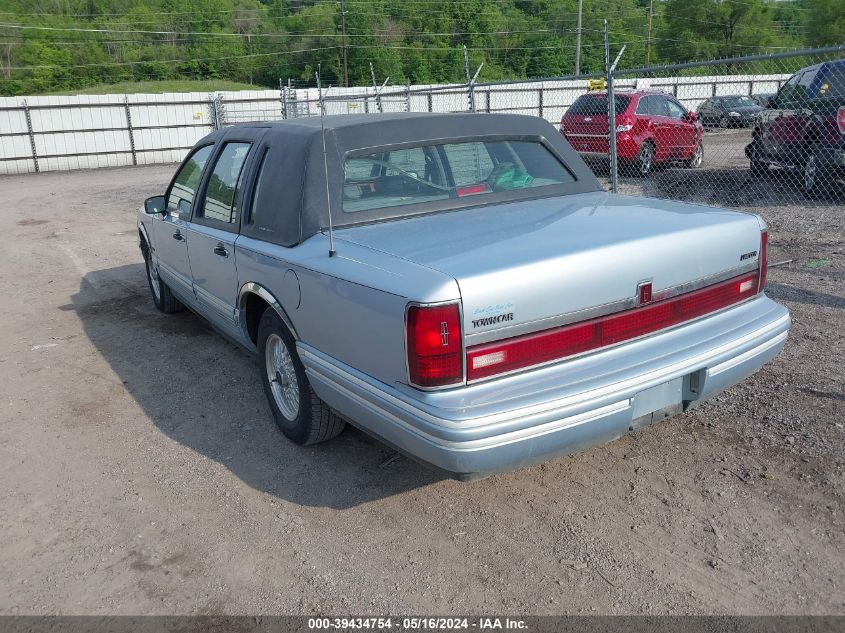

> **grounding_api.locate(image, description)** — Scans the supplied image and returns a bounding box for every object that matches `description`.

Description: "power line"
[0,23,569,39]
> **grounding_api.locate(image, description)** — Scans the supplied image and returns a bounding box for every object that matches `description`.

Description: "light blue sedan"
[138,113,790,479]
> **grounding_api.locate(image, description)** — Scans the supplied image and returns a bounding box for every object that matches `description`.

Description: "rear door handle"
[213,242,228,257]
[172,230,184,241]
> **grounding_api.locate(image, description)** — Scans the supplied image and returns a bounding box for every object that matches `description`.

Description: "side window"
[666,100,687,119]
[635,97,649,115]
[198,142,252,225]
[248,149,268,227]
[166,144,214,217]
[649,96,669,117]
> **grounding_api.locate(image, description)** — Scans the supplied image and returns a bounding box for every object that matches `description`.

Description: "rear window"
[343,139,575,213]
[818,65,845,98]
[567,93,631,116]
[721,96,757,108]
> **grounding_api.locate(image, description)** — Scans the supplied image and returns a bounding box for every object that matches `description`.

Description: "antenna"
[316,67,336,258]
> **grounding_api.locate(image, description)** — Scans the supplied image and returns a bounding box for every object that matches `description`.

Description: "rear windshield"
[567,93,631,116]
[818,65,845,98]
[343,139,575,213]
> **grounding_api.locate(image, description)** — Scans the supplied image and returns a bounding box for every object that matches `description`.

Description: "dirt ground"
[0,150,843,615]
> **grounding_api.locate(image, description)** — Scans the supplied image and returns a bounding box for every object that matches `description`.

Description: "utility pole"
[339,0,349,87]
[575,0,583,75]
[646,0,654,66]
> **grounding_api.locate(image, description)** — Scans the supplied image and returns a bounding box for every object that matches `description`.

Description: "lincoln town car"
[138,113,790,479]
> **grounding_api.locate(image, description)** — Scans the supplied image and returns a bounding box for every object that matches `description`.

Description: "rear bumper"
[301,296,790,478]
[563,133,639,160]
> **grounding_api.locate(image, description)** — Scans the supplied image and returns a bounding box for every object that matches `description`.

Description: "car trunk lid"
[336,191,763,350]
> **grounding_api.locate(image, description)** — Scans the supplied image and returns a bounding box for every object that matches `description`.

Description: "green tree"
[804,0,845,47]
[658,0,779,61]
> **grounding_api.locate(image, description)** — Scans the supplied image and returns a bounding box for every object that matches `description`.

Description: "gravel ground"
[0,151,842,615]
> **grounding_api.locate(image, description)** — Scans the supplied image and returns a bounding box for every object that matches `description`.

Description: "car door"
[647,96,673,162]
[760,69,816,163]
[186,137,259,336]
[156,143,215,302]
[634,95,658,138]
[666,98,697,158]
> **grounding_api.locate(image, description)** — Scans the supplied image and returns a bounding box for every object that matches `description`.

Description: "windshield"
[343,139,575,213]
[721,96,757,108]
[567,93,631,116]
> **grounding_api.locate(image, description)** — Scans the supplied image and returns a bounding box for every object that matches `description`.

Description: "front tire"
[143,247,181,313]
[257,309,345,445]
[749,142,769,176]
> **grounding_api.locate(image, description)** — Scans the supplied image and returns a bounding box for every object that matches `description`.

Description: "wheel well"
[139,228,150,256]
[243,292,271,345]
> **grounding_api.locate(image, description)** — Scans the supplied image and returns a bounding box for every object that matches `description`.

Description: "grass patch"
[39,79,267,96]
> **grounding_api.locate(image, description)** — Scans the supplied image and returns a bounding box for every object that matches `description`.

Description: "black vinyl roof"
[206,113,602,247]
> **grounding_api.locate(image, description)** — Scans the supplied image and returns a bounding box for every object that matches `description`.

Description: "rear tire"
[632,142,655,176]
[684,141,704,169]
[719,115,730,129]
[257,308,345,446]
[802,151,827,198]
[142,246,182,313]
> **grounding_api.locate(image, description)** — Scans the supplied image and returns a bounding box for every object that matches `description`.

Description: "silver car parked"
[138,113,790,479]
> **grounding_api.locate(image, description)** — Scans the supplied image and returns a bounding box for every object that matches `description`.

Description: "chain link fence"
[1,43,842,212]
[600,46,845,208]
[263,44,845,209]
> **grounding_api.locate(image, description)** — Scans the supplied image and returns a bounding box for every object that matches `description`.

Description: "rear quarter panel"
[235,234,461,386]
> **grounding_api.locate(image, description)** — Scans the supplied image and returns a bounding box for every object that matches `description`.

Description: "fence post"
[22,99,39,173]
[463,45,483,113]
[427,90,433,113]
[280,78,287,120]
[208,92,225,129]
[124,96,137,166]
[604,22,625,195]
[208,93,218,130]
[604,22,618,194]
[538,85,544,119]
[405,79,411,112]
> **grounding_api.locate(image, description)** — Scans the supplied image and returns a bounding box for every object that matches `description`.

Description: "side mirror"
[144,195,166,215]
[766,96,777,109]
[686,111,698,122]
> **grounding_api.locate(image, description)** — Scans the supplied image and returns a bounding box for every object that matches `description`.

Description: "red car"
[560,90,705,175]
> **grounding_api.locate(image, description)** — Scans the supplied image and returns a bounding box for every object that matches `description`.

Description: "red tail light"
[467,271,760,382]
[406,303,463,388]
[758,229,768,292]
[838,106,845,135]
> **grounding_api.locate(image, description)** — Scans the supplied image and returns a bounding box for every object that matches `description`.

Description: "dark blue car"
[747,59,845,196]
